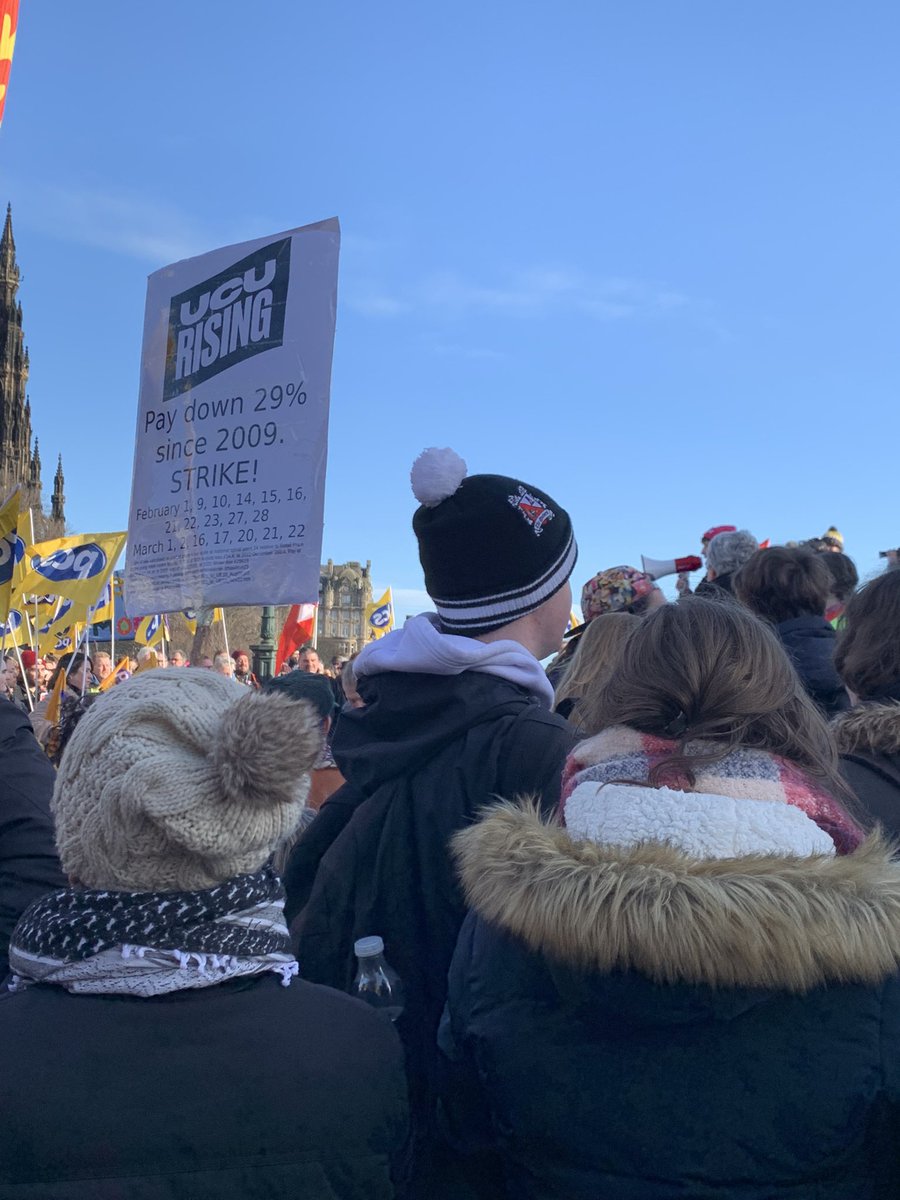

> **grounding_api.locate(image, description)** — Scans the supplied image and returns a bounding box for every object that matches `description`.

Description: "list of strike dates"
[160,488,307,554]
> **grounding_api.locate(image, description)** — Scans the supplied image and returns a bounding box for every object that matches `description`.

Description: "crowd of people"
[0,445,899,1198]
[1,641,351,708]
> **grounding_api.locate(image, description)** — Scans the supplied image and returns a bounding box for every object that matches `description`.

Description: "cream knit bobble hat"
[52,668,323,891]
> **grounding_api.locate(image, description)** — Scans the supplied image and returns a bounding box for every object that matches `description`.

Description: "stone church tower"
[0,204,65,537]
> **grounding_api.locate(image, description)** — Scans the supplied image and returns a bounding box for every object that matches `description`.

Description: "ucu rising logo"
[163,238,291,401]
[0,533,25,584]
[33,543,107,584]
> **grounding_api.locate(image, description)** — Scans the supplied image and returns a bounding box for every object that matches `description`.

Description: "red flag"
[275,604,316,673]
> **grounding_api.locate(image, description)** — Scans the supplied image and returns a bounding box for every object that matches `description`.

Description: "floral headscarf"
[581,566,656,623]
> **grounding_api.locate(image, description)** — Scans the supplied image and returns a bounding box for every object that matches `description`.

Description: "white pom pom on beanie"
[410,447,468,507]
[410,446,577,635]
[52,668,323,891]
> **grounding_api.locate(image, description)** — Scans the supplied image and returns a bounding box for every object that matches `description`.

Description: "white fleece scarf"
[565,783,836,859]
[354,612,554,707]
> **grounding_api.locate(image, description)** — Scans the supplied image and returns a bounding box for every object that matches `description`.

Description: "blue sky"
[3,2,897,619]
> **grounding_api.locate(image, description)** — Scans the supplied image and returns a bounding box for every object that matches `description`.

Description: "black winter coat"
[0,973,409,1199]
[0,698,66,981]
[776,615,850,717]
[286,671,571,1141]
[835,700,900,838]
[441,804,900,1200]
[693,570,736,598]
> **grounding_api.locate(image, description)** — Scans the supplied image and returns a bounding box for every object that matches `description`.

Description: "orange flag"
[0,1,18,130]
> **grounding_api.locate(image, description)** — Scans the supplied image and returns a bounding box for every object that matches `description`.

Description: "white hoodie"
[353,613,555,708]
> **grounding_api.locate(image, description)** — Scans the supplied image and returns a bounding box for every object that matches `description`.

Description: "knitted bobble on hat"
[212,690,322,809]
[52,669,325,892]
[410,447,468,508]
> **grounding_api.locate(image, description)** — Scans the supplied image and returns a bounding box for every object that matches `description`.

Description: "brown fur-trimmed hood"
[453,802,900,992]
[833,701,900,758]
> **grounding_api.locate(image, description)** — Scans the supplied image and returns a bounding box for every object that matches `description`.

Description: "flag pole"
[22,608,38,707]
[10,639,34,712]
[82,616,90,697]
[27,509,40,664]
[220,608,230,660]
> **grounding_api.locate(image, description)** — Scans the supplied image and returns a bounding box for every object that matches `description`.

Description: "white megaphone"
[641,554,704,581]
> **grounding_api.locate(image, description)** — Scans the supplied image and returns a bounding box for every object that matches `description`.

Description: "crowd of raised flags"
[0,490,127,671]
[1,485,397,730]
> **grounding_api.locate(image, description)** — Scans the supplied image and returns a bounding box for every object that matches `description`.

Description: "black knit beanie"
[411,447,577,635]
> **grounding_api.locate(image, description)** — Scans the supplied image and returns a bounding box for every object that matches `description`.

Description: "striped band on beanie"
[433,528,578,632]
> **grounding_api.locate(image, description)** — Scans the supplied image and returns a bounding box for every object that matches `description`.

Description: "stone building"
[160,560,377,670]
[317,559,373,663]
[0,204,65,538]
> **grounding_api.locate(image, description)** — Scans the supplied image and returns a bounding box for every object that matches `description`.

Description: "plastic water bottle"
[352,936,405,1022]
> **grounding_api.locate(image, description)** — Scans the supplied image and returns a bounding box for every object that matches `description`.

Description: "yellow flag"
[87,579,114,625]
[0,606,28,646]
[0,488,24,621]
[134,613,167,647]
[31,593,59,623]
[37,619,78,658]
[45,664,67,727]
[15,531,126,610]
[364,588,394,641]
[97,657,130,692]
[35,595,76,640]
[29,594,57,646]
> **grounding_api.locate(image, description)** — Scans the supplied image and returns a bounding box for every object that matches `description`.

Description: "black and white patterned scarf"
[9,865,298,997]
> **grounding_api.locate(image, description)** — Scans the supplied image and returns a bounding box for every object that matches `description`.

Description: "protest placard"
[125,218,340,615]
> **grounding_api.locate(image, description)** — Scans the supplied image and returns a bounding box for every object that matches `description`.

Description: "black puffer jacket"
[441,804,900,1200]
[835,699,900,838]
[286,670,571,1154]
[0,973,409,1199]
[0,698,66,981]
[776,615,850,717]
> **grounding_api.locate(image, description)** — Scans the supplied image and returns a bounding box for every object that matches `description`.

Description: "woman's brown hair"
[835,570,900,699]
[734,545,831,624]
[47,652,92,694]
[585,596,848,796]
[554,612,640,731]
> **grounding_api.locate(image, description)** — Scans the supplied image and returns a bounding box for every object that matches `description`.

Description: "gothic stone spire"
[0,203,29,494]
[51,453,65,525]
[0,204,16,290]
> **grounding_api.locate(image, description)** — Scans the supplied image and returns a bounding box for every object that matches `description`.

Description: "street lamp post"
[251,604,276,681]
